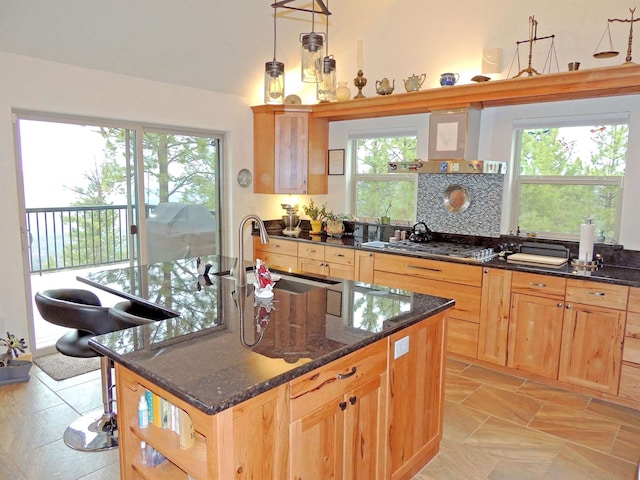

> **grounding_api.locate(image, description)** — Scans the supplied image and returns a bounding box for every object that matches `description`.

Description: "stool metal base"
[63,410,118,451]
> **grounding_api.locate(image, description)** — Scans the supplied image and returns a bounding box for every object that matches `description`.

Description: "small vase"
[336,82,351,102]
[310,219,323,234]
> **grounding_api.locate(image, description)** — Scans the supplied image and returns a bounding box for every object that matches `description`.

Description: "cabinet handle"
[557,302,563,308]
[484,268,489,273]
[306,249,316,253]
[337,367,357,379]
[333,253,345,257]
[273,244,280,248]
[349,396,357,405]
[339,401,347,411]
[407,264,442,273]
[566,304,573,309]
[529,282,546,288]
[587,291,606,297]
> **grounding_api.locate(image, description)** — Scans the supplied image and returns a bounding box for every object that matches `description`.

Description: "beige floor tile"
[461,384,544,425]
[0,402,78,452]
[445,358,470,376]
[0,443,27,480]
[77,462,121,479]
[587,397,640,429]
[529,403,619,453]
[0,376,64,418]
[444,374,481,403]
[33,366,102,393]
[442,400,489,443]
[415,437,498,480]
[610,423,640,463]
[13,438,119,480]
[56,377,104,415]
[517,380,591,410]
[542,442,637,480]
[459,365,526,391]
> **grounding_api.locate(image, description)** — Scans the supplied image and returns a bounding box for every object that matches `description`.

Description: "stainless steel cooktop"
[363,240,497,263]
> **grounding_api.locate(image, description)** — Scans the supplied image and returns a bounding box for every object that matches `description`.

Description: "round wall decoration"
[237,168,253,188]
[443,184,471,212]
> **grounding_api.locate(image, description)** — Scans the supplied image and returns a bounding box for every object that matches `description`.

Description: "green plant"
[302,198,328,221]
[0,332,28,367]
[325,211,351,222]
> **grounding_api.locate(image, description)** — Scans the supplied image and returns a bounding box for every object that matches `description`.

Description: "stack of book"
[144,389,195,449]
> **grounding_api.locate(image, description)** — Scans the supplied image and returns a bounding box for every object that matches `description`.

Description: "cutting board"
[507,253,568,268]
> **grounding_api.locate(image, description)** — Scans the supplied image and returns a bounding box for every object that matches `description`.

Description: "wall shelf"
[290,64,640,121]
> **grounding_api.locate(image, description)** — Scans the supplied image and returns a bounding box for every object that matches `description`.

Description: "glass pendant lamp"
[300,3,324,83]
[317,0,336,102]
[264,4,285,104]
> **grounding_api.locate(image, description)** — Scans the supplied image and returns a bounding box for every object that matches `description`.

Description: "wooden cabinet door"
[343,375,385,480]
[275,112,309,194]
[298,257,326,276]
[290,395,346,480]
[507,293,564,378]
[326,261,354,281]
[559,303,625,394]
[354,250,374,283]
[478,268,512,366]
[387,312,446,480]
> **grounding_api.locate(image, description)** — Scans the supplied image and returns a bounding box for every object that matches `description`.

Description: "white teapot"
[403,73,426,92]
[375,78,395,95]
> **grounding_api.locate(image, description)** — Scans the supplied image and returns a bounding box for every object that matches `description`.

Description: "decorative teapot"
[375,78,395,95]
[403,73,426,92]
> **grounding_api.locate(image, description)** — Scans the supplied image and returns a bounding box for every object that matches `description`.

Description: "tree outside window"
[514,122,627,241]
[353,136,417,223]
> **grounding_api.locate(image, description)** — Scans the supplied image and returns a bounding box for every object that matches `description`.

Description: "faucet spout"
[237,214,270,287]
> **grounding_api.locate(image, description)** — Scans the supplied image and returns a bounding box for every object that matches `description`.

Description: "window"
[352,135,417,223]
[512,118,627,241]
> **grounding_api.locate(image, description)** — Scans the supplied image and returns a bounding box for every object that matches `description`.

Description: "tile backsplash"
[417,173,505,237]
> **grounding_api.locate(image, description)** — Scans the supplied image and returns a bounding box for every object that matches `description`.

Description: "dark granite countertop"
[82,255,454,416]
[264,229,640,288]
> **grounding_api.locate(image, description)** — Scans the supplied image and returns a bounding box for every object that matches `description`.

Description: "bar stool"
[34,289,151,452]
[108,300,177,324]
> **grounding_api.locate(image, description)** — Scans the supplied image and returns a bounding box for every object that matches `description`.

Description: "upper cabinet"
[252,105,328,194]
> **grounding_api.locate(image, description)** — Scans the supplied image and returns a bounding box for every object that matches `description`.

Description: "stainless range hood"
[387,107,507,174]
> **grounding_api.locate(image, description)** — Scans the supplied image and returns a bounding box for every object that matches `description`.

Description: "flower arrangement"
[302,198,328,221]
[0,332,28,367]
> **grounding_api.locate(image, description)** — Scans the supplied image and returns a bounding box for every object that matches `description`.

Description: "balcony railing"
[27,205,131,273]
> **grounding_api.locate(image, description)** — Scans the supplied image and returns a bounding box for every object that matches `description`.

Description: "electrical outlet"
[394,336,410,359]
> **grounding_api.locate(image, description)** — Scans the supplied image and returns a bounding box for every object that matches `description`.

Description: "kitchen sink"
[361,241,389,248]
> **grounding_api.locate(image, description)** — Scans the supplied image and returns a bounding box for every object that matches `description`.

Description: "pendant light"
[264,4,285,104]
[300,1,324,83]
[317,0,336,102]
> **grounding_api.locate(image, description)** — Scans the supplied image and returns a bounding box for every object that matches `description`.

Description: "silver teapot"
[403,73,426,92]
[375,78,395,95]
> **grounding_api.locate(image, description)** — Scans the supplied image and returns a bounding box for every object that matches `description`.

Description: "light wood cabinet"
[289,341,387,480]
[254,236,299,271]
[559,280,628,395]
[620,287,640,401]
[386,311,447,480]
[374,252,482,359]
[297,243,356,280]
[354,250,374,284]
[507,272,566,379]
[252,106,328,194]
[478,268,512,366]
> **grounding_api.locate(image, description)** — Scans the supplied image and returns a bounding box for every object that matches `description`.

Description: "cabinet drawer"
[298,243,325,261]
[255,251,298,271]
[629,287,640,314]
[623,336,640,364]
[619,364,640,401]
[511,272,566,298]
[566,279,629,310]
[290,341,386,420]
[324,246,355,266]
[447,317,479,358]
[254,236,298,256]
[374,252,482,286]
[626,312,640,339]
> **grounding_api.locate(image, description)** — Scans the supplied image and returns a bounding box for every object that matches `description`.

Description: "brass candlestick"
[353,70,367,98]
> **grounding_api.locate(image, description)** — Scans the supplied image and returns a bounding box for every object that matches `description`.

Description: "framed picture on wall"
[328,149,345,175]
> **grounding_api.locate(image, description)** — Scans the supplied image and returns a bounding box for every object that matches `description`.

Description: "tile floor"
[1,358,639,479]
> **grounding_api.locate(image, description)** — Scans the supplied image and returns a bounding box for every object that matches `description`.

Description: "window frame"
[510,114,628,241]
[350,130,419,224]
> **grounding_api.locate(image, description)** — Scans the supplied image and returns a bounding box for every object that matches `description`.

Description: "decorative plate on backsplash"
[443,184,470,212]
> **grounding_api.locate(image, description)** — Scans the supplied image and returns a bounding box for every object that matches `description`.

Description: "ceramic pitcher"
[439,72,460,87]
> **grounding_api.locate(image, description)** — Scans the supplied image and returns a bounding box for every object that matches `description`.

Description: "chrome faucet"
[236,214,269,287]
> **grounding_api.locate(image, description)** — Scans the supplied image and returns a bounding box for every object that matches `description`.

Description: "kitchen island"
[83,255,454,480]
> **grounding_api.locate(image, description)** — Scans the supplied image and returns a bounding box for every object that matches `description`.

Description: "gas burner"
[385,240,496,263]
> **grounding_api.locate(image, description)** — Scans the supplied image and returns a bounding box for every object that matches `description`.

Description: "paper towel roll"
[579,222,595,262]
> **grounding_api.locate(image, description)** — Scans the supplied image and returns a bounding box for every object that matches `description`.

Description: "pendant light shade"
[300,2,324,83]
[316,0,336,101]
[264,4,284,104]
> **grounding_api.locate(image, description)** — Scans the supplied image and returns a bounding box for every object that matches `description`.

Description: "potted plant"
[303,198,328,234]
[0,332,32,385]
[325,211,351,238]
[380,201,392,224]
